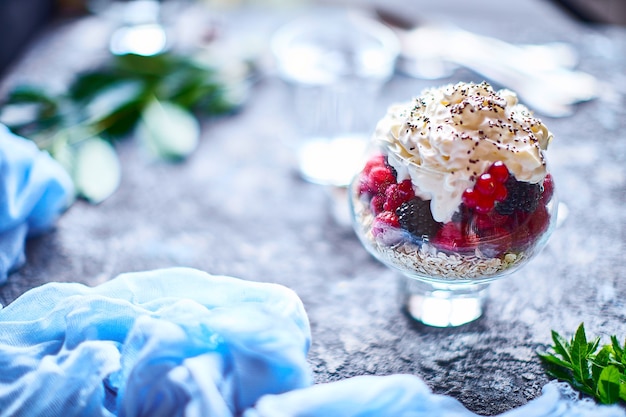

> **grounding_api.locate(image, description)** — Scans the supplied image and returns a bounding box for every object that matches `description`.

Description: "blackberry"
[396,197,442,238]
[495,176,541,215]
[385,159,397,179]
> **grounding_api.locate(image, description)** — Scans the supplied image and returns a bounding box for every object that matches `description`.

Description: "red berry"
[358,175,372,195]
[540,174,554,204]
[479,227,513,257]
[398,179,414,194]
[376,211,400,227]
[363,154,386,174]
[488,161,509,183]
[475,173,496,196]
[369,166,395,194]
[528,205,550,237]
[370,194,385,215]
[383,183,414,212]
[432,222,479,254]
[510,206,550,250]
[474,193,495,214]
[462,188,479,209]
[493,182,508,202]
[473,211,509,233]
[371,211,400,238]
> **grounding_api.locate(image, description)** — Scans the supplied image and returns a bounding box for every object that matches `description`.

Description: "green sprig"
[0,51,251,203]
[538,323,626,404]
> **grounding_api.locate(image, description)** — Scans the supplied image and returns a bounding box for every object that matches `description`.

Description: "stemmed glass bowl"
[349,146,558,327]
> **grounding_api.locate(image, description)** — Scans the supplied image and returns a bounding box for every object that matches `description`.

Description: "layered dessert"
[351,81,557,280]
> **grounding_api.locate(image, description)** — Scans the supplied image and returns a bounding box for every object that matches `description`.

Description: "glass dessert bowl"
[349,81,558,327]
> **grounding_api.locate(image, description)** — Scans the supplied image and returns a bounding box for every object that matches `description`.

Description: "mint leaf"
[540,323,626,405]
[611,335,624,364]
[571,323,590,383]
[592,346,612,385]
[597,365,621,404]
[551,330,572,362]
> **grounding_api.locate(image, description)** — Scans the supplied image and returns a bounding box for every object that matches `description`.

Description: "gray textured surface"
[1,1,625,415]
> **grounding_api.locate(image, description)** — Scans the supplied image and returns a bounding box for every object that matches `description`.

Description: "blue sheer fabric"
[0,124,74,283]
[0,268,312,417]
[0,267,624,417]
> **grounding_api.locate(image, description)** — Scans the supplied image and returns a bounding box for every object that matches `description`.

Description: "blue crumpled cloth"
[0,267,624,417]
[0,124,74,283]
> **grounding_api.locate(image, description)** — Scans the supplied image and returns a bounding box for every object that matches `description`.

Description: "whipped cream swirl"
[374,81,553,223]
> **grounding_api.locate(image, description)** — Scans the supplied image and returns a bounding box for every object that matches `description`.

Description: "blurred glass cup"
[271,9,400,187]
[87,0,169,56]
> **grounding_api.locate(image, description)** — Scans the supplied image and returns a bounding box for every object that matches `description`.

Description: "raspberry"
[432,222,479,254]
[397,179,414,194]
[358,154,397,195]
[473,211,509,233]
[371,211,400,238]
[495,176,542,215]
[363,154,386,174]
[479,227,513,257]
[358,166,394,195]
[540,174,554,204]
[383,182,415,212]
[509,205,550,250]
[528,205,550,237]
[396,197,442,238]
[370,194,385,215]
[374,210,400,227]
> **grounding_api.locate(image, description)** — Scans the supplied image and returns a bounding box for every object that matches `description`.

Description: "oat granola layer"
[352,194,525,280]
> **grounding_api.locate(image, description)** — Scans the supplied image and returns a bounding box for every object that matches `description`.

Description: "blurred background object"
[0,0,56,76]
[271,8,399,186]
[551,0,626,25]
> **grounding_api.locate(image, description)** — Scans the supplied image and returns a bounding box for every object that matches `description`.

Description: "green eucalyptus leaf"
[137,99,199,160]
[70,71,126,101]
[5,84,56,106]
[85,79,146,125]
[73,137,121,204]
[0,103,42,128]
[114,53,174,77]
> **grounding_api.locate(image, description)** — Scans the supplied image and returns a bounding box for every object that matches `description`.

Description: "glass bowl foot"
[402,278,489,327]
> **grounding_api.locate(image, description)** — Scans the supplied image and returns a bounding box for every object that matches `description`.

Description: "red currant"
[475,193,495,214]
[493,182,508,202]
[488,161,509,183]
[475,173,496,196]
[462,188,479,209]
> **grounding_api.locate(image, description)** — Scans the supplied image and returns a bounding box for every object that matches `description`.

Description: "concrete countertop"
[1,1,625,414]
